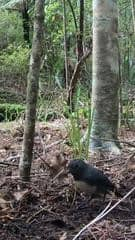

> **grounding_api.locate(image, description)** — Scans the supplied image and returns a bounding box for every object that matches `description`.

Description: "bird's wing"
[83,167,113,189]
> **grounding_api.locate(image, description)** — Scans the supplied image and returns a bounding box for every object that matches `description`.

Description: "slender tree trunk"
[90,0,121,154]
[77,0,84,60]
[22,0,30,45]
[131,0,135,33]
[19,0,45,181]
[63,0,69,89]
[67,49,92,110]
[67,0,78,30]
[67,0,85,111]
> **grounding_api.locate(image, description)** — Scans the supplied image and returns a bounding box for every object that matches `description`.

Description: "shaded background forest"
[0,0,135,126]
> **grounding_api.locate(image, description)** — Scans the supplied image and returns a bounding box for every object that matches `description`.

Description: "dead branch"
[26,206,56,224]
[51,168,65,182]
[44,139,66,151]
[0,162,18,167]
[67,48,92,109]
[125,151,135,166]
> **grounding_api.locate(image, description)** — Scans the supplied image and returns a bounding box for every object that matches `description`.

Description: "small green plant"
[37,95,58,122]
[68,111,83,157]
[122,99,135,128]
[84,99,92,160]
[67,87,92,159]
[0,103,25,122]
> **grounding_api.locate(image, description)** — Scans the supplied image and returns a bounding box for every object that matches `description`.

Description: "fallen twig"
[37,125,46,157]
[72,187,135,240]
[0,161,18,167]
[26,206,56,224]
[35,151,51,168]
[51,168,65,182]
[125,151,135,166]
[44,139,67,151]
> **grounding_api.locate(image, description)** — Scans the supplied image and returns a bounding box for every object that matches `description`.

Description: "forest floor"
[0,119,135,240]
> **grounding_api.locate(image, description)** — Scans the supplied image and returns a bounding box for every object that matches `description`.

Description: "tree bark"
[67,0,85,111]
[63,0,69,89]
[77,0,84,60]
[90,0,121,154]
[131,0,135,33]
[19,0,45,181]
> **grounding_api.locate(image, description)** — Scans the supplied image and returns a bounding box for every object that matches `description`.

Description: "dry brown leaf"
[128,162,135,170]
[13,189,29,201]
[0,197,10,210]
[130,224,135,233]
[12,126,24,137]
[47,151,67,171]
[0,214,14,222]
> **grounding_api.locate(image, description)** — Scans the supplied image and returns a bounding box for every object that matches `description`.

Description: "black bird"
[68,159,121,199]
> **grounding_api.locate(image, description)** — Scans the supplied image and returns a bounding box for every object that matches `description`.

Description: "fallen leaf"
[59,232,67,240]
[0,197,10,210]
[13,189,29,201]
[130,224,135,233]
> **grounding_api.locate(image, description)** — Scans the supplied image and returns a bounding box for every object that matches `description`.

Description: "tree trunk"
[67,0,85,111]
[131,0,135,33]
[22,0,30,45]
[19,0,45,181]
[63,0,69,89]
[77,0,84,60]
[90,0,121,154]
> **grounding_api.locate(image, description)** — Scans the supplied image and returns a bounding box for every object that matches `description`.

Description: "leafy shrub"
[0,10,23,49]
[0,103,25,122]
[0,44,30,77]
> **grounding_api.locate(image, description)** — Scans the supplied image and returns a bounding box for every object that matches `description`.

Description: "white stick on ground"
[72,187,135,240]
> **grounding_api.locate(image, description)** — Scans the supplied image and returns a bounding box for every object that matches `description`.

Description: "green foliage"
[36,92,63,122]
[67,87,92,159]
[67,107,92,159]
[37,102,59,122]
[121,100,135,128]
[0,89,25,104]
[0,44,30,76]
[44,1,64,79]
[43,0,92,84]
[0,103,25,122]
[118,0,135,84]
[68,111,83,157]
[0,10,24,49]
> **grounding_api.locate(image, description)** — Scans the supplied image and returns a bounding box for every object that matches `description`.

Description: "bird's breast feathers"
[75,180,97,194]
